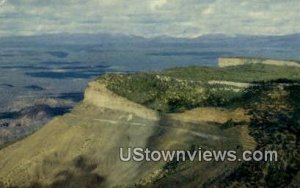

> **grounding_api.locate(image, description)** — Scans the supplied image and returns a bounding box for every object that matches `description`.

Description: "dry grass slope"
[0,81,255,188]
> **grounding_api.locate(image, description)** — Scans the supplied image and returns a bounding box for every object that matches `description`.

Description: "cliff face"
[84,81,159,121]
[219,57,300,68]
[0,80,253,188]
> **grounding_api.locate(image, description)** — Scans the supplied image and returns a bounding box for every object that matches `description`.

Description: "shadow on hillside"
[25,156,105,188]
[209,79,300,187]
[138,79,300,187]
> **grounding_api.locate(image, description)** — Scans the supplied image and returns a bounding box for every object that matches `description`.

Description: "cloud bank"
[0,0,299,37]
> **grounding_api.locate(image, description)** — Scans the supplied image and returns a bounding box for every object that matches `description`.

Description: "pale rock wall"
[218,57,300,68]
[84,81,159,121]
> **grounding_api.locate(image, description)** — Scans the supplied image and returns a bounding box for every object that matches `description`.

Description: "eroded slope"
[0,81,253,188]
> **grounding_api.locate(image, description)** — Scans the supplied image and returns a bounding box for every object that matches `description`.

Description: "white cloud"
[0,0,299,37]
[0,0,6,7]
[150,0,168,11]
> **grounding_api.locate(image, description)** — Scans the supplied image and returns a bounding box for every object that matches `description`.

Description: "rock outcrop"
[84,81,159,121]
[219,57,300,68]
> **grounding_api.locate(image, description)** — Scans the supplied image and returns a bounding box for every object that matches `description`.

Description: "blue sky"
[0,0,299,37]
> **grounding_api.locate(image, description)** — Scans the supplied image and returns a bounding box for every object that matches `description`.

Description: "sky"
[0,0,299,38]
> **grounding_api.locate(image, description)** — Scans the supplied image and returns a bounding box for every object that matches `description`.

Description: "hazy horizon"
[1,32,300,40]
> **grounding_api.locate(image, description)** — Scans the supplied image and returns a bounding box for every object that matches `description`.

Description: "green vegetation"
[99,73,242,112]
[212,83,300,187]
[99,74,207,112]
[162,64,300,82]
[98,63,300,113]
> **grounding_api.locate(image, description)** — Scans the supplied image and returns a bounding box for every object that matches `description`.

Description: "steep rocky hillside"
[0,80,253,188]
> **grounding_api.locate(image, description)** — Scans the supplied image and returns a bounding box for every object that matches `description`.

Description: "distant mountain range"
[0,33,299,47]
